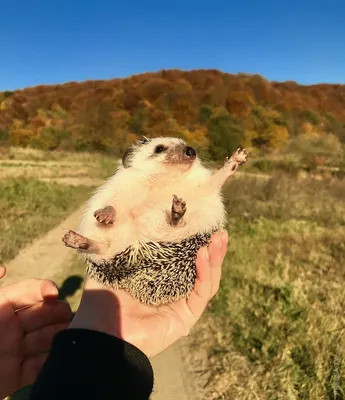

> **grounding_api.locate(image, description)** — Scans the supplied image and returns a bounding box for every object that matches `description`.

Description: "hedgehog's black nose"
[184,146,196,159]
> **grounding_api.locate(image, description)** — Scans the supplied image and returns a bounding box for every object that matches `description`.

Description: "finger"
[0,354,19,400]
[21,353,48,389]
[2,279,59,311]
[210,230,228,298]
[185,245,212,319]
[17,300,72,333]
[0,265,6,280]
[24,322,68,357]
[193,247,213,298]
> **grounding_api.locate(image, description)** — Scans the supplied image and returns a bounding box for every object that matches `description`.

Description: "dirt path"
[0,206,84,286]
[1,206,202,400]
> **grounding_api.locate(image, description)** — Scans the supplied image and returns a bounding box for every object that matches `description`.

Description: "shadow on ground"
[58,274,83,300]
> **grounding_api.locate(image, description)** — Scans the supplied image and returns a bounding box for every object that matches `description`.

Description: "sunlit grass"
[191,173,345,399]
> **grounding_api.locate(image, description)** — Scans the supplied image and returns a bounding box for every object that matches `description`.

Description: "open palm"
[70,230,228,357]
[0,267,72,398]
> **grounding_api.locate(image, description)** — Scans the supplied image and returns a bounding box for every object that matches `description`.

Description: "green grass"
[191,173,345,399]
[0,178,93,263]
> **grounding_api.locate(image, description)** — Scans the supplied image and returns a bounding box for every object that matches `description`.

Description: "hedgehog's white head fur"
[121,136,201,176]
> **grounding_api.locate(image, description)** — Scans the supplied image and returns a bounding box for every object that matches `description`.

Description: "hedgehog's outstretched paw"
[93,206,115,225]
[171,194,187,226]
[229,148,248,166]
[224,148,248,173]
[62,230,90,250]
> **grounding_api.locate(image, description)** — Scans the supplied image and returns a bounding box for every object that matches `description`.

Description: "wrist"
[68,277,150,355]
[69,278,119,336]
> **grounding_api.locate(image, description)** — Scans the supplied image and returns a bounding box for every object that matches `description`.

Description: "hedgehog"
[62,136,248,306]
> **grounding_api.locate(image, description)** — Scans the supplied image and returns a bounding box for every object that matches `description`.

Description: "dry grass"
[0,147,118,180]
[190,173,345,399]
[0,146,107,163]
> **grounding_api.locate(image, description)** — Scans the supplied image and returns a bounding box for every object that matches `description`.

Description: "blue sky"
[1,0,344,90]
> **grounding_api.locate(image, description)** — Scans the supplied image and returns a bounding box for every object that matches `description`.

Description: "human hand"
[0,267,72,398]
[0,265,5,280]
[69,230,228,357]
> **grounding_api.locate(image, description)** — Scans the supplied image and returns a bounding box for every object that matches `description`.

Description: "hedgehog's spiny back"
[86,230,217,306]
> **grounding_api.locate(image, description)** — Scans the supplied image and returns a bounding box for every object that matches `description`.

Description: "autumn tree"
[247,106,289,150]
[128,109,147,135]
[207,109,244,160]
[1,69,345,156]
[199,104,213,122]
[0,129,9,144]
[74,98,118,152]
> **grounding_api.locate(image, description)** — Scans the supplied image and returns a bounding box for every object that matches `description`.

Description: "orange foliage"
[0,69,345,156]
[301,122,314,135]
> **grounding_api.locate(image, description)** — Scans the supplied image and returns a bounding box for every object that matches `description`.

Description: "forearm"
[208,148,248,190]
[29,329,154,400]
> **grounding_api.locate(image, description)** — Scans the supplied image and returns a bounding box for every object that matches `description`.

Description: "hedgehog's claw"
[94,206,115,226]
[231,148,248,166]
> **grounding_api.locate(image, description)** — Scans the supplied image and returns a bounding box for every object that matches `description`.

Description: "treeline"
[1,69,345,162]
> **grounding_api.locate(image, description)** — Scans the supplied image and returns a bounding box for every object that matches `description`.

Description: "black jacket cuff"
[29,328,154,400]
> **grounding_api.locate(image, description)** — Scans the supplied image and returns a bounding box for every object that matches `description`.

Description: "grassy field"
[2,146,345,399]
[191,173,345,399]
[0,178,92,263]
[0,146,117,180]
[0,147,118,264]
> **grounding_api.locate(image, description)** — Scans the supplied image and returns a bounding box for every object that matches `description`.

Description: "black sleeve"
[29,328,154,400]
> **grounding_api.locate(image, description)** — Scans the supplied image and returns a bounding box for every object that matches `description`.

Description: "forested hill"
[1,69,345,160]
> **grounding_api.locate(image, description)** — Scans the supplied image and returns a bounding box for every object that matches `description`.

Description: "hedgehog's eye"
[154,145,167,154]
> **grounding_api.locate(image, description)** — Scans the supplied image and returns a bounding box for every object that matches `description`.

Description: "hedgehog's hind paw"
[171,194,187,226]
[62,230,89,250]
[62,230,106,254]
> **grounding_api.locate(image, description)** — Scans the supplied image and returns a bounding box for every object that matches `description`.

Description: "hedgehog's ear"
[122,147,135,168]
[136,136,150,146]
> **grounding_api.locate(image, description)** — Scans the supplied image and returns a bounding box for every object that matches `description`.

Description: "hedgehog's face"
[122,137,198,173]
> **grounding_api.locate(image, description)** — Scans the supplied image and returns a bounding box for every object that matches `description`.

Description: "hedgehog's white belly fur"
[77,175,225,263]
[134,189,225,241]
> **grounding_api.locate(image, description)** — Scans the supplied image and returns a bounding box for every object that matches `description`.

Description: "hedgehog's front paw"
[62,230,89,250]
[171,194,187,226]
[230,148,248,166]
[93,206,115,225]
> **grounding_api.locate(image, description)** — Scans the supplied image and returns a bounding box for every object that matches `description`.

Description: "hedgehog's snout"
[184,146,196,160]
